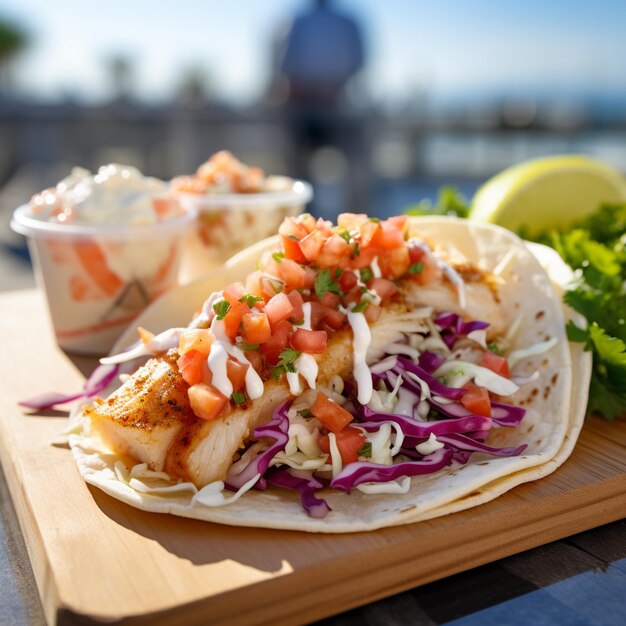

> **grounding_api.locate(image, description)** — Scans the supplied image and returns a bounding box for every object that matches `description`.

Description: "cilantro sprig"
[213,300,231,320]
[314,269,342,299]
[271,348,302,379]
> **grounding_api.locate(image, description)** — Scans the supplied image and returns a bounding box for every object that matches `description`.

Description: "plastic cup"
[175,179,313,281]
[11,201,195,355]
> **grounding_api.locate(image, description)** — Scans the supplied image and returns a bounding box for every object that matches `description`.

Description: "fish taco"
[68,215,591,532]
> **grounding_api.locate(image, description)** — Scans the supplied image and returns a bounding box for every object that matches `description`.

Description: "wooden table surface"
[1,289,625,626]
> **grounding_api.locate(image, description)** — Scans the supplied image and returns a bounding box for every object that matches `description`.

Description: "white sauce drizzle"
[371,256,382,278]
[416,433,444,455]
[208,301,264,400]
[341,304,373,405]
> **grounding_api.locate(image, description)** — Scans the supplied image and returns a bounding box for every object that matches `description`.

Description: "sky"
[1,0,626,106]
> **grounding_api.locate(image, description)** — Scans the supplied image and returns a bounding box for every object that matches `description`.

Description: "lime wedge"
[469,155,626,235]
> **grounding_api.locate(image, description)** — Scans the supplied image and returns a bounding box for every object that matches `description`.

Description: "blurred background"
[2,0,626,289]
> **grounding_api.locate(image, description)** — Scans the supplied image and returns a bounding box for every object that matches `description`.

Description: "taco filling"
[75,213,562,520]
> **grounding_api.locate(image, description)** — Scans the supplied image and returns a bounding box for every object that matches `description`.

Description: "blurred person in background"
[277,0,369,215]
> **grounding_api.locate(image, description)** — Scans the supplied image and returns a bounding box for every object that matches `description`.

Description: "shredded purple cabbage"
[19,363,120,410]
[225,401,290,490]
[418,351,445,373]
[266,468,331,518]
[391,356,466,400]
[435,312,490,348]
[330,448,454,492]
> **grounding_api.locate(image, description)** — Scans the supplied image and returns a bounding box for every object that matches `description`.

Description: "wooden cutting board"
[1,289,625,626]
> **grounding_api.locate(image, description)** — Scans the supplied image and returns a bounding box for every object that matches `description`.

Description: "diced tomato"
[303,266,316,289]
[369,223,405,249]
[264,292,295,327]
[188,383,228,421]
[226,359,248,391]
[317,427,366,464]
[316,217,334,236]
[290,328,327,354]
[385,215,408,230]
[349,246,377,269]
[311,392,353,433]
[245,270,266,300]
[279,216,309,240]
[316,234,351,267]
[342,288,361,308]
[281,234,309,264]
[480,351,511,378]
[359,220,380,247]
[339,270,358,292]
[276,257,306,289]
[241,309,272,343]
[299,229,326,262]
[223,282,246,305]
[408,246,443,285]
[177,350,209,386]
[287,289,304,321]
[337,213,368,231]
[378,247,410,279]
[245,350,263,374]
[296,213,317,233]
[363,303,382,323]
[367,277,398,302]
[222,301,248,341]
[178,328,213,356]
[260,275,284,299]
[322,307,347,330]
[259,320,292,365]
[460,383,492,417]
[317,291,341,308]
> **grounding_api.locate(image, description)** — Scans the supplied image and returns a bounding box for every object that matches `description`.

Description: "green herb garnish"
[231,390,247,405]
[239,294,263,308]
[487,342,501,355]
[352,241,360,257]
[237,341,260,351]
[299,409,312,418]
[292,318,305,326]
[352,301,369,313]
[314,269,342,299]
[272,251,285,263]
[339,230,352,243]
[360,267,373,282]
[368,217,381,223]
[408,262,424,274]
[213,301,231,320]
[405,186,469,218]
[357,442,372,458]
[276,348,301,374]
[522,202,626,420]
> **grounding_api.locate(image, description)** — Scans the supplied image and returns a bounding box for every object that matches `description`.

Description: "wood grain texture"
[0,290,624,626]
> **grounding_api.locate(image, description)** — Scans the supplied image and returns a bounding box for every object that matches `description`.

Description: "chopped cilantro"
[487,342,502,355]
[405,186,469,218]
[239,294,263,308]
[408,262,424,274]
[352,241,360,257]
[276,348,301,374]
[352,301,369,313]
[213,300,231,320]
[237,341,260,351]
[231,390,247,405]
[272,251,285,263]
[299,409,312,418]
[368,216,381,223]
[357,442,372,458]
[360,267,373,282]
[292,318,305,326]
[338,230,352,243]
[314,269,342,299]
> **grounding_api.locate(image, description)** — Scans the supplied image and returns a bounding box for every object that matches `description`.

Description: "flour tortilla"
[69,218,591,533]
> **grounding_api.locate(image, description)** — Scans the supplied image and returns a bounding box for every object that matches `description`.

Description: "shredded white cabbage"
[356,476,411,494]
[192,474,260,507]
[434,360,520,396]
[416,433,444,455]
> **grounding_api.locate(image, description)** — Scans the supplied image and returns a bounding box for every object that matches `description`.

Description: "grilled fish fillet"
[87,278,504,487]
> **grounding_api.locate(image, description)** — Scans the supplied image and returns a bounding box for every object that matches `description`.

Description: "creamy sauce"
[341,304,373,405]
[416,433,444,455]
[292,302,319,391]
[371,256,382,278]
[209,303,264,400]
[100,327,185,365]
